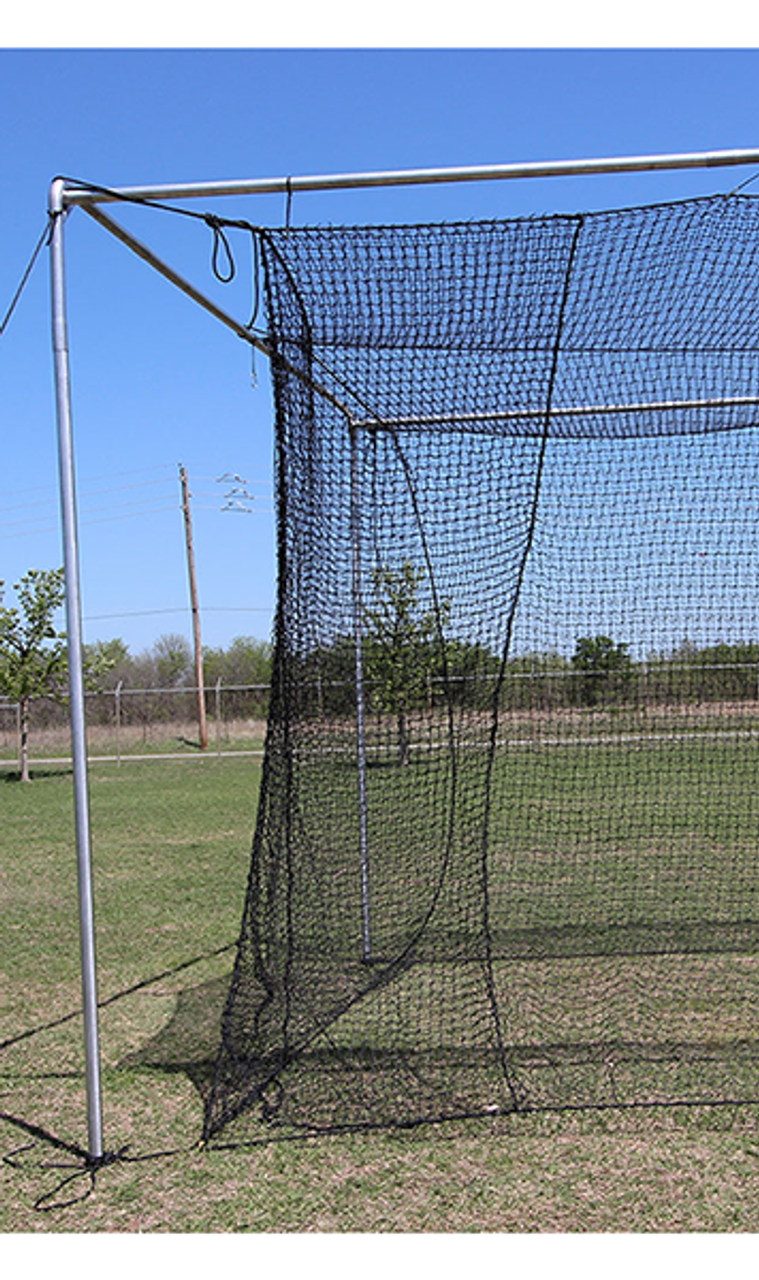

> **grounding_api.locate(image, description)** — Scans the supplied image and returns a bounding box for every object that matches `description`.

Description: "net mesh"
[204,194,759,1140]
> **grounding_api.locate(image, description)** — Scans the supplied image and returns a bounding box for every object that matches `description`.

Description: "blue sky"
[4,41,759,657]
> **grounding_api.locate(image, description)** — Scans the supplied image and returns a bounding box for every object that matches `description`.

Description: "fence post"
[215,677,222,759]
[115,680,123,766]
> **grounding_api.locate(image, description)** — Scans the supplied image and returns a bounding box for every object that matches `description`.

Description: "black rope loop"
[205,214,236,283]
[3,1134,195,1213]
[247,229,261,331]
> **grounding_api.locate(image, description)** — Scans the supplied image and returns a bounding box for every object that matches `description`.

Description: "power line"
[0,463,178,503]
[0,468,272,511]
[0,503,179,540]
[83,606,273,621]
[0,485,179,521]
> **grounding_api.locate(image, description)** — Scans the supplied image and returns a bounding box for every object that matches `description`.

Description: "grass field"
[4,745,759,1232]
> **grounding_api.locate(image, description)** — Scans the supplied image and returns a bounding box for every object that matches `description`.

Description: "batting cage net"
[204,194,759,1140]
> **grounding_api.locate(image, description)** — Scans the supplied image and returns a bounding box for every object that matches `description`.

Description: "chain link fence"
[2,659,759,766]
[0,681,271,764]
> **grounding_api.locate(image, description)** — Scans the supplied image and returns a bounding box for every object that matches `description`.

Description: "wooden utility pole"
[179,464,209,750]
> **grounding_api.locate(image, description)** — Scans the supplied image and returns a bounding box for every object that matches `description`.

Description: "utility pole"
[179,464,209,750]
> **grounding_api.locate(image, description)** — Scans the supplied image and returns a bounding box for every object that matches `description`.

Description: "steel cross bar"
[352,394,759,431]
[57,146,759,207]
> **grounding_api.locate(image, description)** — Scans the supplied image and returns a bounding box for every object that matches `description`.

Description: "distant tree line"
[296,632,759,720]
[78,633,274,730]
[83,632,273,692]
[289,561,759,736]
[4,565,759,780]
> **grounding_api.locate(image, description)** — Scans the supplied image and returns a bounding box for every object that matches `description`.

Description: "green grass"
[4,747,759,1231]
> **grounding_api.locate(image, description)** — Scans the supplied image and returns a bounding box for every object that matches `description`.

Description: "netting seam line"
[479,214,587,1113]
[203,1094,759,1150]
[255,229,359,422]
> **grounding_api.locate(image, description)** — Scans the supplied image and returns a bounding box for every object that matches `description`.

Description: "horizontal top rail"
[353,393,759,432]
[57,147,759,208]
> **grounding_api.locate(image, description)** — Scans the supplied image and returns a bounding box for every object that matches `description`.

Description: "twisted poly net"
[204,194,759,1140]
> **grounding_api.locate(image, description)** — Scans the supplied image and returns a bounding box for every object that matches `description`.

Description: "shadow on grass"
[0,1109,89,1162]
[119,973,229,1099]
[121,962,759,1145]
[0,944,235,1055]
[1,767,74,783]
[1,955,235,1201]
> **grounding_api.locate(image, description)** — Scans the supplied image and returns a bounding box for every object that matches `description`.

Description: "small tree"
[364,560,446,765]
[571,634,633,707]
[0,569,68,781]
[0,568,117,780]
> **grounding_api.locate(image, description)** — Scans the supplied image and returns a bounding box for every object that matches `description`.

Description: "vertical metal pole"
[349,423,372,962]
[115,679,123,766]
[49,180,104,1162]
[215,676,222,759]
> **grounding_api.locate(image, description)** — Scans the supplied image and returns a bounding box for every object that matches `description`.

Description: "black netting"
[204,195,759,1140]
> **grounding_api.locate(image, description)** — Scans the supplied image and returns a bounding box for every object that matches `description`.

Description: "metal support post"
[49,179,104,1162]
[349,423,372,962]
[115,679,123,766]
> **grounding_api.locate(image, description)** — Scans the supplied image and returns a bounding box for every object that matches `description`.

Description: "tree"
[203,635,273,720]
[83,637,131,686]
[571,634,633,707]
[0,569,68,781]
[152,633,193,687]
[0,569,119,780]
[364,560,447,765]
[203,635,272,687]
